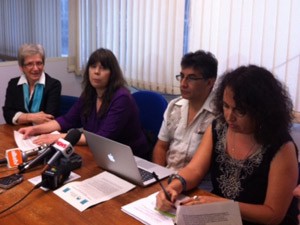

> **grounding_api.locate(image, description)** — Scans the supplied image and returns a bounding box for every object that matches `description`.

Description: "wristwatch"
[168,173,187,192]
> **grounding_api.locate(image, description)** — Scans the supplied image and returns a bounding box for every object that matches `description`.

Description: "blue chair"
[59,95,79,116]
[291,123,300,183]
[132,90,168,151]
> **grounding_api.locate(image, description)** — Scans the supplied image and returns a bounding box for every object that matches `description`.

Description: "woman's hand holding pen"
[155,187,179,211]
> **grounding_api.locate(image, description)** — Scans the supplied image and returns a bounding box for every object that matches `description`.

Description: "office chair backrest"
[291,123,300,183]
[132,90,168,149]
[59,95,79,116]
[291,124,300,155]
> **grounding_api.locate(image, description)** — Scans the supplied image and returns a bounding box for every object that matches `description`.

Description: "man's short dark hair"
[181,50,218,79]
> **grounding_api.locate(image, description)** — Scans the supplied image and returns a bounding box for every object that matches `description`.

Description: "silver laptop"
[83,130,173,186]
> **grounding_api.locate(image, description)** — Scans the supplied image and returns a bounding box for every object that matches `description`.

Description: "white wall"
[0,57,83,124]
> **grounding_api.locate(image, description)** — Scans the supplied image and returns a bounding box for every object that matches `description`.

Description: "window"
[61,0,69,56]
[0,0,68,61]
[69,0,185,94]
[187,0,300,111]
[70,0,299,110]
[1,0,298,111]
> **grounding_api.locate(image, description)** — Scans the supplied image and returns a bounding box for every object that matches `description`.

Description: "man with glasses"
[152,50,218,174]
[3,43,61,125]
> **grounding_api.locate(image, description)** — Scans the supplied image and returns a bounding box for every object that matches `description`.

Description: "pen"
[152,172,172,201]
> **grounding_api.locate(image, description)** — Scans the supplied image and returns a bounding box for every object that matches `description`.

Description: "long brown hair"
[81,48,127,119]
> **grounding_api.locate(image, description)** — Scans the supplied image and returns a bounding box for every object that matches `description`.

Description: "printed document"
[122,193,242,225]
[14,130,60,151]
[175,200,242,225]
[54,171,136,212]
[121,192,187,225]
[14,130,40,151]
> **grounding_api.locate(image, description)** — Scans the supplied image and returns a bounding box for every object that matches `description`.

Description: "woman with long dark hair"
[19,48,150,159]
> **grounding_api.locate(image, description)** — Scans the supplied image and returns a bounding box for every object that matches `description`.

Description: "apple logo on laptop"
[108,153,116,162]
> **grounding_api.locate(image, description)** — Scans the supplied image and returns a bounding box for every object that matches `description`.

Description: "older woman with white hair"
[3,43,62,125]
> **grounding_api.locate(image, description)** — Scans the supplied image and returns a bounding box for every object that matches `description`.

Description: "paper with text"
[122,192,187,225]
[176,200,242,225]
[54,171,136,212]
[14,130,40,151]
[14,130,60,151]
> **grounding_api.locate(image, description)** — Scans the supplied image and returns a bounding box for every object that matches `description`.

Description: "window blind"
[188,0,300,111]
[0,0,62,58]
[70,0,300,110]
[71,0,185,94]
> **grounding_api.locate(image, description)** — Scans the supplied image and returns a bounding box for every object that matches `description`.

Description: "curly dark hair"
[181,50,218,79]
[214,65,293,146]
[81,48,127,119]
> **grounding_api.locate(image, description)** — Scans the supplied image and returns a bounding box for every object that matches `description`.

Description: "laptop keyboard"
[138,168,154,181]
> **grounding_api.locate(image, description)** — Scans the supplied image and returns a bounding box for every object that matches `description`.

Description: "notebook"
[83,130,173,186]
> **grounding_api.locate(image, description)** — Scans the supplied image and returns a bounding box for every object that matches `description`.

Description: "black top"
[210,118,298,225]
[3,73,62,124]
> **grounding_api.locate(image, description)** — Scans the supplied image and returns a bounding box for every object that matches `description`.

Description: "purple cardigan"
[56,87,150,159]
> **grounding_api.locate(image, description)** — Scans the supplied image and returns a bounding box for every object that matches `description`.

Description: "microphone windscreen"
[64,129,81,146]
[6,149,23,168]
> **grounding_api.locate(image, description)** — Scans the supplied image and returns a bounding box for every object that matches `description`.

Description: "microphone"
[45,129,81,168]
[18,145,56,173]
[18,129,81,174]
[40,129,81,190]
[0,145,48,168]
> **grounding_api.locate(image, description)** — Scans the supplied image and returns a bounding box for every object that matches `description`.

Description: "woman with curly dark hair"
[156,65,298,224]
[19,48,150,159]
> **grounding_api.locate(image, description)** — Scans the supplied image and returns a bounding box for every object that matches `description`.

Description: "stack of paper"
[175,201,242,225]
[122,193,243,225]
